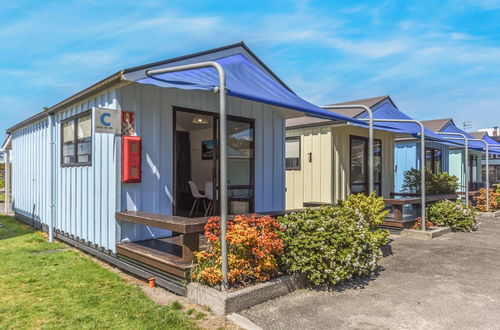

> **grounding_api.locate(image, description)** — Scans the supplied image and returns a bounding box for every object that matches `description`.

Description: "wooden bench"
[303,194,458,229]
[115,211,211,279]
[457,191,480,205]
[115,210,292,279]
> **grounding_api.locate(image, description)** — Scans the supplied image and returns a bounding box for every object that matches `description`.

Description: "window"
[350,136,382,195]
[425,148,442,173]
[285,137,300,170]
[61,112,92,166]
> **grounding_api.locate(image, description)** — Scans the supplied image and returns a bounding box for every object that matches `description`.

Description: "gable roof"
[8,42,293,133]
[470,131,486,139]
[286,95,392,128]
[123,41,293,93]
[421,118,453,132]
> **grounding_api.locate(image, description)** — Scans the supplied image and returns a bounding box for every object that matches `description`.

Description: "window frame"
[285,136,301,170]
[349,135,382,195]
[425,147,442,174]
[60,110,93,167]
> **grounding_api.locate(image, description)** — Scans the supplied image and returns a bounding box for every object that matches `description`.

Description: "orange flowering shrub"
[412,217,434,230]
[476,188,499,212]
[190,215,284,287]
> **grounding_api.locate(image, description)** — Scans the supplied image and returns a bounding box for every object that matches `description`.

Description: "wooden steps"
[116,235,207,279]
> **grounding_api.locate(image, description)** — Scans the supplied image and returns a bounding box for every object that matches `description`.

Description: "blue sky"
[1,0,500,137]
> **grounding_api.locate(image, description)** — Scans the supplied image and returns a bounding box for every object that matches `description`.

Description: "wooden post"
[393,204,403,221]
[182,233,199,263]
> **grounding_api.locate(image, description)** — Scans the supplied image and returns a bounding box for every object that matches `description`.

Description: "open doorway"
[173,107,255,217]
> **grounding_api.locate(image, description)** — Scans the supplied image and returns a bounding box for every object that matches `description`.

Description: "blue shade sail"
[136,54,365,125]
[357,102,460,144]
[440,122,498,153]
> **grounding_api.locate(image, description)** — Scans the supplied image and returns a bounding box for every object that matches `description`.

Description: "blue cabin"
[3,42,357,294]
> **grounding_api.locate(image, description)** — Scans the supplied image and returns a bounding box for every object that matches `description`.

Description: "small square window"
[286,137,301,170]
[61,112,92,166]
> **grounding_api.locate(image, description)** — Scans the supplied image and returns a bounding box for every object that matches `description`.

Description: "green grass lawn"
[0,193,4,202]
[0,216,197,329]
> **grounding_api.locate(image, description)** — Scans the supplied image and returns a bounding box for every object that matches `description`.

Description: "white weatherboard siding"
[286,125,395,209]
[286,127,332,209]
[118,83,286,242]
[11,89,120,252]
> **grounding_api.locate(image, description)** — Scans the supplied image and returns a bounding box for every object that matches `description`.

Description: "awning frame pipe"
[1,137,11,216]
[146,62,229,289]
[321,105,374,194]
[360,118,427,231]
[48,114,55,242]
[442,137,490,211]
[437,132,469,207]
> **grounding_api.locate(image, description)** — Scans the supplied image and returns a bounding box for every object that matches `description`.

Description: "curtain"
[176,131,192,209]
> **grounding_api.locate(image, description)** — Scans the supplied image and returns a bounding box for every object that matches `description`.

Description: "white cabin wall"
[285,127,332,209]
[118,84,285,242]
[11,89,120,252]
[11,120,49,226]
[285,124,396,209]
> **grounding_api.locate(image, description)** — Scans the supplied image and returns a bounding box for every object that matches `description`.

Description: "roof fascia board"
[7,78,129,134]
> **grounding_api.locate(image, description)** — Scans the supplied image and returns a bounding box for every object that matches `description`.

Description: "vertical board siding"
[285,127,332,209]
[394,141,450,192]
[12,120,49,225]
[11,89,119,252]
[54,90,118,251]
[285,125,395,209]
[118,84,286,242]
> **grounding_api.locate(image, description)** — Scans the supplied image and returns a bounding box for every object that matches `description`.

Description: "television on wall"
[202,140,214,160]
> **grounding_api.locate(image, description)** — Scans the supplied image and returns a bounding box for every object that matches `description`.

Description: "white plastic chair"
[204,181,214,216]
[188,181,206,217]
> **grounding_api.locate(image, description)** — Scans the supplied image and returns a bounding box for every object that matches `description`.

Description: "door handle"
[308,152,312,163]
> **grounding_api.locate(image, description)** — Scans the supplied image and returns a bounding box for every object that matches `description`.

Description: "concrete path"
[240,216,500,330]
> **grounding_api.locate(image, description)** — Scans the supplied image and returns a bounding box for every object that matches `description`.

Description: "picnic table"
[304,194,458,229]
[384,193,457,223]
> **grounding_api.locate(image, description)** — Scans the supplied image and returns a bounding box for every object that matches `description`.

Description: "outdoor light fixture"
[192,115,208,124]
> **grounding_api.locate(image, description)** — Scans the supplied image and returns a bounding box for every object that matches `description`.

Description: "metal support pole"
[442,137,490,211]
[321,105,374,194]
[146,62,229,289]
[48,114,55,242]
[437,132,469,206]
[4,144,10,215]
[485,143,490,212]
[359,118,427,230]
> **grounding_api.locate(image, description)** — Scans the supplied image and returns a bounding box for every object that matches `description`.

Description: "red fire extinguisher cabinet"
[122,136,142,183]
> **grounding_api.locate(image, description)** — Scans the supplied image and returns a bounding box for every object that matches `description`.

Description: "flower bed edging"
[400,227,451,240]
[187,274,305,315]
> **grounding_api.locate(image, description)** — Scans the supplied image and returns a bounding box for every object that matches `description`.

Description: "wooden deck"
[116,235,208,279]
[116,211,211,279]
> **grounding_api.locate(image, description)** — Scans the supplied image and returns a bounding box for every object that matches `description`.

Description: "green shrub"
[402,169,458,194]
[278,193,389,287]
[340,192,388,229]
[495,184,500,206]
[426,200,478,232]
